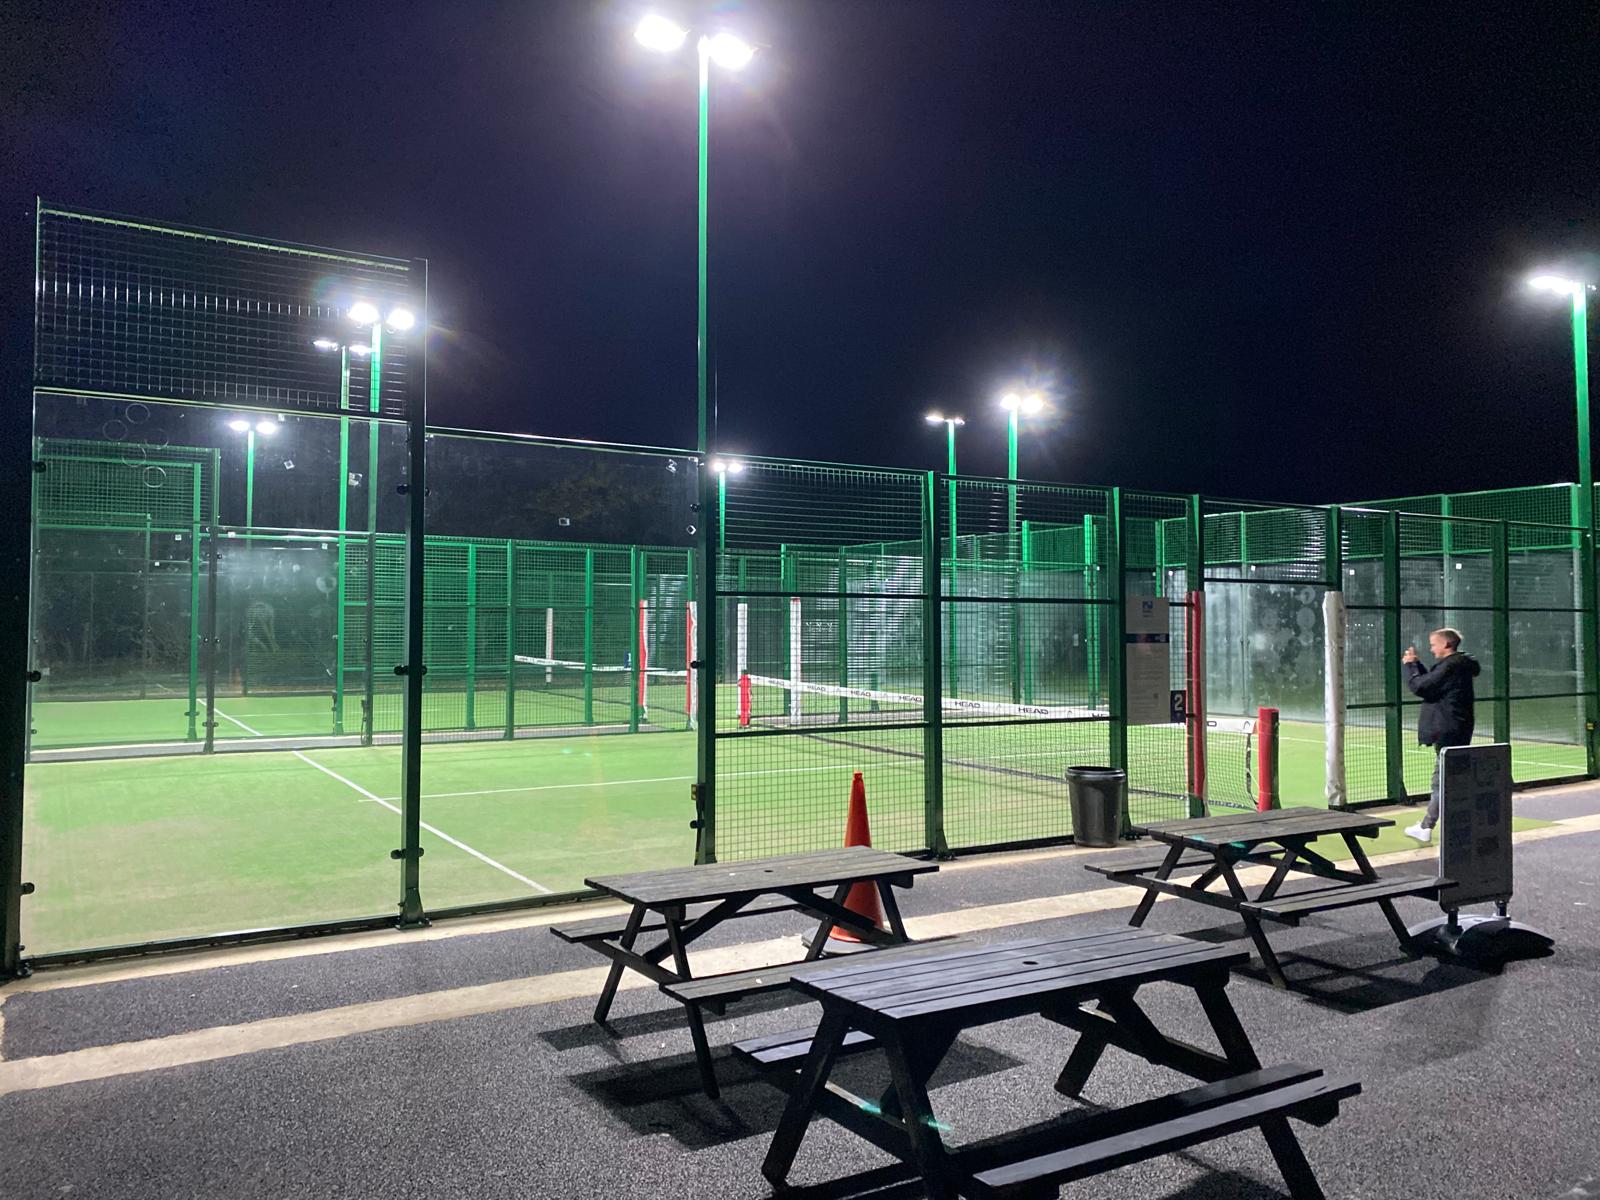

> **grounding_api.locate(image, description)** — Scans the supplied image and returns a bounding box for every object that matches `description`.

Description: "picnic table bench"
[1088,808,1444,987]
[552,845,938,1097]
[738,928,1358,1199]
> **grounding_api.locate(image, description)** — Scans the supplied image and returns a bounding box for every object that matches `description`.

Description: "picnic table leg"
[1339,832,1418,951]
[1129,844,1186,927]
[876,1026,958,1121]
[1216,857,1291,989]
[593,904,645,1024]
[663,914,720,1099]
[1053,1005,1112,1097]
[761,1009,851,1187]
[881,1027,959,1200]
[802,882,853,961]
[1255,842,1304,902]
[876,879,909,941]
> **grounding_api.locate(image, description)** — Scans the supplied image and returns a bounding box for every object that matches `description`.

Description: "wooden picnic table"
[552,845,938,1097]
[739,928,1357,1199]
[1089,807,1443,987]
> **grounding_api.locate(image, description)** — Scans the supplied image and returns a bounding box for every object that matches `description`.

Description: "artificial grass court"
[19,712,1567,957]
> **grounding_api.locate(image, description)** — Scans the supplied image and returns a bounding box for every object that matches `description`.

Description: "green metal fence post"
[464,543,478,731]
[395,258,429,929]
[1084,512,1101,707]
[1383,511,1406,800]
[334,346,350,736]
[583,547,595,725]
[1440,494,1456,611]
[203,522,220,753]
[1571,487,1600,777]
[629,544,642,735]
[837,547,850,724]
[1,312,33,977]
[922,472,947,856]
[362,530,377,746]
[504,542,518,740]
[1019,518,1033,705]
[780,543,796,681]
[1493,520,1512,745]
[1108,488,1130,836]
[186,466,202,742]
[1186,494,1206,818]
[693,464,718,865]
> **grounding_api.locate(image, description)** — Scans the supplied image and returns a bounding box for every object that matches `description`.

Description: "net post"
[1383,510,1405,801]
[1256,707,1281,811]
[921,471,947,856]
[1108,488,1130,836]
[504,541,517,741]
[582,547,595,726]
[629,544,643,735]
[1493,520,1511,745]
[1185,493,1206,817]
[837,547,849,725]
[464,542,478,732]
[395,256,429,930]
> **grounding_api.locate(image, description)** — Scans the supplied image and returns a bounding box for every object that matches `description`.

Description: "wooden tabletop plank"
[796,931,1244,1014]
[587,845,936,905]
[1137,808,1391,843]
[878,944,1250,1021]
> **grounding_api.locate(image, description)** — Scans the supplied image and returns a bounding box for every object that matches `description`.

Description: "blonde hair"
[1431,627,1462,651]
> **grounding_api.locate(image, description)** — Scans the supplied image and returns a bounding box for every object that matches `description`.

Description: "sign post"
[1407,743,1553,960]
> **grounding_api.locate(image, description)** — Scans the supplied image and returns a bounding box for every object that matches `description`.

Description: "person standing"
[1402,627,1480,843]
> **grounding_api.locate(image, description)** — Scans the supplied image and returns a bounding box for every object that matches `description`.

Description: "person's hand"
[1402,645,1418,664]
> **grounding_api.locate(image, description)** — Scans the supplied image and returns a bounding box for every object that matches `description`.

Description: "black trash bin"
[1066,765,1125,847]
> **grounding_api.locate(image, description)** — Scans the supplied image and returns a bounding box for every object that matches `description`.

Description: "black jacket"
[1404,653,1480,746]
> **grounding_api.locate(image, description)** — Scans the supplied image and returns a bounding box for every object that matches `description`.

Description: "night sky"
[5,1,1599,503]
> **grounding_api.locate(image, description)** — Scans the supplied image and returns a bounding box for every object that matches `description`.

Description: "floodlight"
[999,393,1021,411]
[312,338,340,352]
[349,344,373,357]
[348,300,380,326]
[228,419,251,433]
[926,412,944,424]
[706,31,755,70]
[1529,274,1583,297]
[635,13,688,53]
[255,420,278,436]
[949,416,966,426]
[1020,393,1045,416]
[385,307,416,332]
[726,459,745,474]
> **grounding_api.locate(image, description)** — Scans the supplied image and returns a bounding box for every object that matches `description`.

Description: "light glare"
[925,412,944,424]
[348,300,380,326]
[349,344,373,357]
[1021,393,1046,416]
[999,393,1021,411]
[386,307,416,332]
[255,420,278,436]
[706,31,755,70]
[1529,274,1581,297]
[228,419,250,433]
[635,13,688,53]
[312,338,340,352]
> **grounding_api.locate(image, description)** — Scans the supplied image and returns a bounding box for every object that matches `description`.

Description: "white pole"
[789,596,803,721]
[1323,590,1348,808]
[736,601,748,677]
[544,607,554,683]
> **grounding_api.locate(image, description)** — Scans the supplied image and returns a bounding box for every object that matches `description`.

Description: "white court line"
[207,706,552,895]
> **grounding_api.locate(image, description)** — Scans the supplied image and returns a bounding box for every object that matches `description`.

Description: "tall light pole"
[1529,273,1599,776]
[925,413,965,549]
[314,336,374,736]
[636,15,756,861]
[711,457,745,549]
[634,14,756,456]
[998,391,1045,533]
[227,416,278,528]
[344,300,416,746]
[1529,275,1594,532]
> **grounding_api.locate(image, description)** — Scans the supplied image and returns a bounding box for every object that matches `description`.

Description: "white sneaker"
[1403,822,1432,844]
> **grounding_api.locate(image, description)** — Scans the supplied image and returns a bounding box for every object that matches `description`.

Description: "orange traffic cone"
[832,772,886,944]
